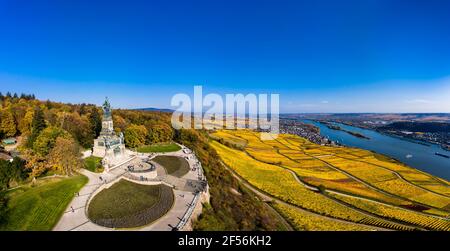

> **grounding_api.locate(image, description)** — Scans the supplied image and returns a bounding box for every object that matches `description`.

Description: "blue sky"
[0,0,449,112]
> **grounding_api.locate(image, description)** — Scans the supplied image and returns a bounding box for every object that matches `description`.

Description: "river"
[301,119,450,181]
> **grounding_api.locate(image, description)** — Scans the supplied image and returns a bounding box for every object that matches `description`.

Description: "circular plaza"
[53,145,209,231]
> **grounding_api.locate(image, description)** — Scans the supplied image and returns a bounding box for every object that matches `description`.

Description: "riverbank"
[317,121,370,140]
[335,120,449,151]
[301,119,450,181]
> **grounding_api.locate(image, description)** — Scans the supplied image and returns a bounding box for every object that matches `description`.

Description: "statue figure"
[119,132,124,144]
[92,97,127,171]
[102,97,112,119]
[103,136,110,149]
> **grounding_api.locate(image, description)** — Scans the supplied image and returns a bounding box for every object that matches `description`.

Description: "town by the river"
[301,120,450,181]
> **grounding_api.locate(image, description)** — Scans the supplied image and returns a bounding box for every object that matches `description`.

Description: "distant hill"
[379,121,450,133]
[282,113,450,122]
[135,107,174,113]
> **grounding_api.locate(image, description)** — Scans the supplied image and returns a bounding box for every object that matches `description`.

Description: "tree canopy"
[0,92,175,177]
[0,109,17,137]
[124,124,148,148]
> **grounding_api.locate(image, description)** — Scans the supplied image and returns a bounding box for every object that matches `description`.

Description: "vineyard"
[210,129,450,231]
[271,203,375,231]
[330,193,450,231]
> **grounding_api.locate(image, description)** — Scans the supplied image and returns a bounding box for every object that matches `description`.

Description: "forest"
[0,91,282,230]
[0,92,174,182]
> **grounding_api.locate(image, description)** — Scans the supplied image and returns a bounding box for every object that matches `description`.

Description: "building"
[2,138,17,145]
[92,97,127,171]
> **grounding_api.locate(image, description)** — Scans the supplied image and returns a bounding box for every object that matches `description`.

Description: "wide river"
[301,119,450,181]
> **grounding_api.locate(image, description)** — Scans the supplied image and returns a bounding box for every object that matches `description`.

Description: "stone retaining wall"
[180,184,211,231]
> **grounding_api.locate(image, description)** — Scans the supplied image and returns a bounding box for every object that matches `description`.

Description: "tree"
[113,114,127,133]
[48,136,82,176]
[79,103,87,116]
[9,157,28,182]
[0,160,11,190]
[24,151,47,178]
[27,107,46,147]
[45,99,53,109]
[0,109,17,137]
[89,107,102,138]
[145,121,174,144]
[0,193,7,224]
[33,126,71,157]
[17,108,34,135]
[59,112,93,148]
[0,157,28,189]
[124,124,148,148]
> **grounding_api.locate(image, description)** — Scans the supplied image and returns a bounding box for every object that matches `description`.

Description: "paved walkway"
[54,146,206,231]
[53,169,105,231]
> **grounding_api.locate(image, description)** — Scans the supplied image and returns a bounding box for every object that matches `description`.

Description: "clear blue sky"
[1,0,449,112]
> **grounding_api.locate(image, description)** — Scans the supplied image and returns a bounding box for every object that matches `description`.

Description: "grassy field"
[137,142,181,153]
[83,156,104,173]
[87,180,174,228]
[152,155,190,177]
[210,129,450,231]
[0,175,88,231]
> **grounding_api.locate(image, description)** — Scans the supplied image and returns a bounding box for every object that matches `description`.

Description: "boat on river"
[435,152,450,158]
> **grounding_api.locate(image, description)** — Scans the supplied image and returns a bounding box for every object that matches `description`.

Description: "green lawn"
[87,180,174,228]
[152,155,190,177]
[137,142,181,153]
[83,156,104,173]
[0,175,88,231]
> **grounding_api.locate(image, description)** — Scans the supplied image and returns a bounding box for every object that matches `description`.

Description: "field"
[83,156,104,173]
[152,155,190,177]
[211,141,373,223]
[271,203,375,231]
[137,142,181,153]
[210,129,450,231]
[330,193,450,231]
[0,175,88,230]
[87,180,174,228]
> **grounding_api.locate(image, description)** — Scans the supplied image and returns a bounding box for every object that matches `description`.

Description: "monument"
[92,97,127,171]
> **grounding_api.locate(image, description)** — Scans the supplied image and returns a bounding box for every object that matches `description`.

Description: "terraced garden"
[87,179,174,228]
[210,129,450,231]
[271,203,375,231]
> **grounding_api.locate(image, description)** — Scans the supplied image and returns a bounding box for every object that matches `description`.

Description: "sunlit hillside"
[210,130,450,231]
